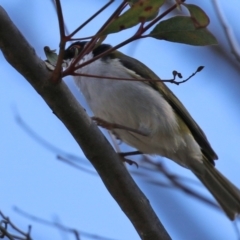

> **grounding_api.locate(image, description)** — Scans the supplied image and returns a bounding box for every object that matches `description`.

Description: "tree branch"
[212,0,240,62]
[0,6,171,240]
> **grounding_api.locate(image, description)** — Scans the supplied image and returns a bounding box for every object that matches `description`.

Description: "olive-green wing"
[115,51,218,163]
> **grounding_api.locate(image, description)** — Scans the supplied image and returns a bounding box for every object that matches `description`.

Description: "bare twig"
[70,0,129,70]
[55,0,65,39]
[14,110,89,164]
[0,226,14,240]
[68,66,203,85]
[212,0,240,62]
[141,156,220,210]
[50,0,70,36]
[13,207,116,240]
[0,210,32,240]
[57,155,97,175]
[232,221,240,240]
[51,0,67,83]
[68,0,114,38]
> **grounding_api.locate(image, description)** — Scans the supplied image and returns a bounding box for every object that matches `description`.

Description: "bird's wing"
[114,51,218,163]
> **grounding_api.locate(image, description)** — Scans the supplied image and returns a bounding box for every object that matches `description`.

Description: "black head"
[92,44,111,57]
[63,41,87,60]
[63,41,112,60]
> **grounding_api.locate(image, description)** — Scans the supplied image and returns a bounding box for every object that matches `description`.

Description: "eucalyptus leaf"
[101,0,165,35]
[184,3,210,28]
[128,0,160,22]
[44,46,58,66]
[150,16,218,46]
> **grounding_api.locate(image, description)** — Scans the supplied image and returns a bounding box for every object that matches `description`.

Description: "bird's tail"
[194,158,240,220]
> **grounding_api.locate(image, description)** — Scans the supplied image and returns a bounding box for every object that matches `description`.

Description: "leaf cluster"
[101,1,217,46]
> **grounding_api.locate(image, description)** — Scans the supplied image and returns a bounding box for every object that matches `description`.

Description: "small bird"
[64,41,240,220]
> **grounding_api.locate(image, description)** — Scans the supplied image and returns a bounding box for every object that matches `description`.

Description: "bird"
[63,41,240,220]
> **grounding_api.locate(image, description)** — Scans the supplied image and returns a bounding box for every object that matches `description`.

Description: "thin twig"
[70,0,128,70]
[51,0,67,83]
[13,207,117,240]
[70,36,95,41]
[0,210,32,240]
[57,155,97,175]
[50,0,70,35]
[68,0,114,38]
[212,0,240,62]
[14,110,89,163]
[0,226,14,240]
[55,0,65,39]
[141,156,220,210]
[232,221,240,240]
[67,67,202,86]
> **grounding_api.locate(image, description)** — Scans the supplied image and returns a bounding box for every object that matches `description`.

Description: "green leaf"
[150,16,218,46]
[101,0,165,35]
[184,4,210,28]
[44,46,58,66]
[128,0,159,22]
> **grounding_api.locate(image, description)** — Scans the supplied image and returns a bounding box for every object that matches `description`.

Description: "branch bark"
[0,6,171,240]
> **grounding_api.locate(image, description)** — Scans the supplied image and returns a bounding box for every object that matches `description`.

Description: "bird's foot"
[119,156,138,168]
[118,151,143,168]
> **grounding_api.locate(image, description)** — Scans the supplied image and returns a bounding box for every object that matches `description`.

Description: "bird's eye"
[64,44,82,60]
[70,45,81,58]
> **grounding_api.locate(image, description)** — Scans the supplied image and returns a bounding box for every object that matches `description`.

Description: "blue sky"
[1,1,240,239]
